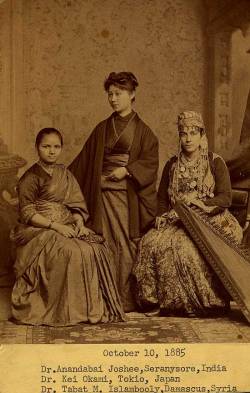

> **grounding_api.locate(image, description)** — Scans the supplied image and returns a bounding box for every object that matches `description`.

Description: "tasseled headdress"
[169,111,215,202]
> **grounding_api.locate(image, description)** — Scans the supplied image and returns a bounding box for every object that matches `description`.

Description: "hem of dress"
[9,316,126,327]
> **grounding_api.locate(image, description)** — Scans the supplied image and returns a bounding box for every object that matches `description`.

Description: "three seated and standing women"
[10,93,248,324]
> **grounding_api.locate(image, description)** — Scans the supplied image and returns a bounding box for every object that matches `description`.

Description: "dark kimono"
[69,112,159,311]
[11,163,125,326]
[133,153,244,316]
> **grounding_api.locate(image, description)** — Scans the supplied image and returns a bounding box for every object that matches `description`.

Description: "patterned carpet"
[1,308,250,344]
[1,288,250,343]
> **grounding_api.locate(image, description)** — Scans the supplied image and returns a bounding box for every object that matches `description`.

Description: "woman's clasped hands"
[51,223,77,238]
[51,216,94,239]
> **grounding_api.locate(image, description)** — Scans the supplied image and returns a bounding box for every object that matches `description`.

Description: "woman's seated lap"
[133,111,243,318]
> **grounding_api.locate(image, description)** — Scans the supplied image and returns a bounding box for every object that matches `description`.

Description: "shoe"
[144,307,161,317]
[186,311,197,318]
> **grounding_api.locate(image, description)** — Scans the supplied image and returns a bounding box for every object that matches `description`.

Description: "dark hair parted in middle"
[35,127,64,148]
[104,72,139,92]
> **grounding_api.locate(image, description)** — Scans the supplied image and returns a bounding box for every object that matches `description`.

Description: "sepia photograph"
[1,0,250,351]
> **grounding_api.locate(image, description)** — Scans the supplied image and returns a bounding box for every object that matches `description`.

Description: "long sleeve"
[18,172,39,224]
[65,169,89,223]
[204,156,232,208]
[68,121,106,234]
[126,127,159,189]
[68,130,95,195]
[157,159,174,215]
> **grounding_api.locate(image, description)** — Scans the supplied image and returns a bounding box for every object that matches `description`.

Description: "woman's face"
[107,85,135,115]
[179,127,202,155]
[37,133,62,165]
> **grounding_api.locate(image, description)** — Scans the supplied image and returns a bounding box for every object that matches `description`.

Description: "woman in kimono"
[11,128,125,326]
[133,111,245,318]
[69,72,159,312]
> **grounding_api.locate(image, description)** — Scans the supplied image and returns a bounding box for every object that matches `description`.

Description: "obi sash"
[101,114,137,190]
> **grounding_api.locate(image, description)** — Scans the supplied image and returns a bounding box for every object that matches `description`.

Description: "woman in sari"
[11,128,125,326]
[133,111,244,318]
[69,72,159,312]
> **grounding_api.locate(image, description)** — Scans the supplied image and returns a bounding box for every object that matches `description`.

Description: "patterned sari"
[11,163,125,326]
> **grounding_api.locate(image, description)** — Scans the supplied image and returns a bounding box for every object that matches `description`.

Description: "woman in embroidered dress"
[11,128,125,326]
[69,72,159,312]
[133,111,244,318]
